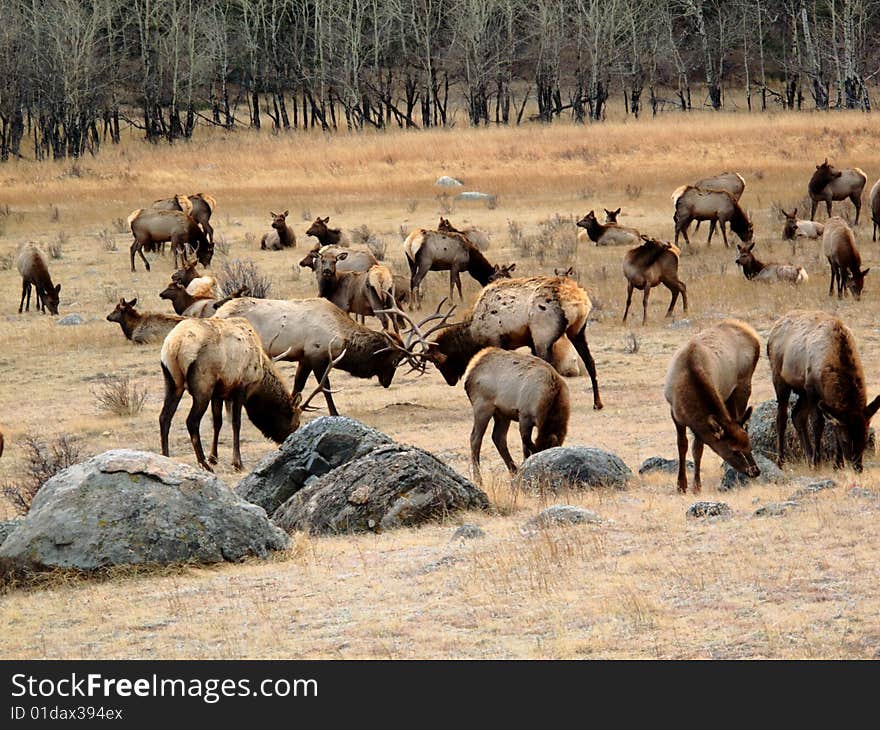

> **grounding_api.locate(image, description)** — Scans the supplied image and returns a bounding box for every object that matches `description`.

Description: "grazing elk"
[437,217,490,251]
[735,243,808,284]
[315,250,400,332]
[153,193,216,245]
[672,186,753,247]
[465,347,570,484]
[808,159,867,223]
[298,243,377,272]
[306,216,350,247]
[622,237,688,324]
[160,317,341,471]
[260,211,297,250]
[823,216,868,300]
[664,319,761,493]
[576,211,641,247]
[17,243,61,315]
[128,208,213,272]
[107,298,184,344]
[871,178,880,242]
[782,208,824,241]
[767,310,880,471]
[689,172,747,232]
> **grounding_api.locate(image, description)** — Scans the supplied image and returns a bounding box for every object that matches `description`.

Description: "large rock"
[0,519,22,547]
[720,453,784,490]
[515,446,633,492]
[236,416,393,516]
[0,450,288,573]
[272,444,488,534]
[747,399,875,463]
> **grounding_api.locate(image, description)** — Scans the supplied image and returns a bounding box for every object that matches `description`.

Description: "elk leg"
[825,198,833,219]
[641,285,651,325]
[674,419,689,493]
[159,365,184,458]
[230,393,245,471]
[569,328,603,410]
[491,416,517,473]
[812,408,831,469]
[292,361,312,397]
[663,280,681,318]
[519,416,537,461]
[706,219,716,246]
[719,221,731,248]
[315,361,340,416]
[791,395,814,467]
[774,384,791,466]
[469,405,493,485]
[185,391,213,472]
[810,199,818,221]
[209,394,223,465]
[851,194,861,225]
[19,280,28,313]
[131,240,150,272]
[623,282,634,322]
[691,437,704,494]
[828,263,836,297]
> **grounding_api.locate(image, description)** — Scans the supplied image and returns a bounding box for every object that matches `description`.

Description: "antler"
[373,298,457,373]
[300,341,347,412]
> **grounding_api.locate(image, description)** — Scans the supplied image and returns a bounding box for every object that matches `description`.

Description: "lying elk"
[404,227,515,305]
[622,237,688,324]
[768,309,880,471]
[871,178,880,242]
[735,243,808,284]
[664,319,761,493]
[808,159,867,224]
[603,208,622,224]
[315,250,400,332]
[823,216,868,300]
[437,217,490,251]
[260,210,297,250]
[159,281,247,318]
[170,262,218,298]
[128,208,213,272]
[160,317,342,471]
[306,216,350,247]
[107,297,184,344]
[17,243,61,315]
[465,347,569,484]
[672,186,753,247]
[153,193,216,245]
[576,210,641,247]
[782,208,824,241]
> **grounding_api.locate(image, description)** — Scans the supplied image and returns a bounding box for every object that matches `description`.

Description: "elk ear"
[707,415,725,440]
[614,208,621,215]
[55,284,61,295]
[323,216,330,223]
[793,208,797,217]
[865,395,880,421]
[738,406,753,426]
[861,268,870,277]
[127,298,137,307]
[270,211,276,217]
[282,210,289,217]
[508,263,516,272]
[747,242,755,252]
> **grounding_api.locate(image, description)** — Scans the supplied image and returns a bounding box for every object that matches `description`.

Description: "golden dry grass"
[0,111,879,659]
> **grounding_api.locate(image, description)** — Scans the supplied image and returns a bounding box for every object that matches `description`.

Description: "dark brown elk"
[315,250,400,332]
[159,317,341,471]
[735,243,808,284]
[622,237,688,324]
[306,216,350,247]
[782,208,824,241]
[17,243,61,315]
[128,208,212,272]
[767,309,880,471]
[0,431,3,458]
[260,211,297,250]
[465,347,570,484]
[808,159,867,223]
[153,193,216,245]
[106,298,184,344]
[664,319,761,493]
[871,178,880,242]
[170,262,217,298]
[823,216,868,300]
[672,186,753,247]
[603,208,621,224]
[298,243,377,272]
[576,211,641,247]
[437,217,490,251]
[159,282,224,317]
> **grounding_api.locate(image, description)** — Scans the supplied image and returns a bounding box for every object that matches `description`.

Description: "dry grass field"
[0,112,879,659]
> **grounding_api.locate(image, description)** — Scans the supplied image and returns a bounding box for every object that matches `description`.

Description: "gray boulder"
[236,416,393,516]
[720,453,784,491]
[272,444,488,534]
[0,450,288,573]
[0,519,23,546]
[516,446,632,492]
[639,456,692,475]
[57,313,85,326]
[522,505,603,533]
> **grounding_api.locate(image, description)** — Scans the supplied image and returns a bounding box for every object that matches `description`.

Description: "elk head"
[489,263,516,281]
[306,216,331,238]
[316,250,346,281]
[42,284,62,315]
[576,211,598,230]
[107,297,137,323]
[298,244,321,270]
[844,268,870,300]
[270,211,290,231]
[818,396,880,472]
[604,207,621,224]
[704,407,760,478]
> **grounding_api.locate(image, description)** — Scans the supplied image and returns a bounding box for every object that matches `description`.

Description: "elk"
[106,298,184,344]
[823,217,868,300]
[576,210,641,247]
[153,193,216,245]
[260,211,297,250]
[465,347,570,484]
[170,262,218,298]
[735,243,808,284]
[808,159,867,223]
[159,317,341,471]
[692,172,746,200]
[664,319,761,493]
[306,216,350,247]
[298,243,377,272]
[672,186,753,247]
[404,227,515,305]
[128,208,212,272]
[315,250,400,332]
[782,208,824,241]
[870,178,880,242]
[767,309,880,471]
[159,282,223,317]
[622,237,688,324]
[17,243,61,315]
[437,217,490,251]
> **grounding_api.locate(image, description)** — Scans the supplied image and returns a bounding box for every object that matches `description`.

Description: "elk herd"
[7,158,880,493]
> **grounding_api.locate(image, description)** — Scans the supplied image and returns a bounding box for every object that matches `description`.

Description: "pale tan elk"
[808,159,867,223]
[17,243,61,315]
[870,178,880,242]
[735,243,808,284]
[782,208,824,241]
[153,193,216,245]
[767,310,880,471]
[306,216,351,247]
[672,186,753,247]
[128,208,212,271]
[159,317,341,471]
[664,319,761,493]
[170,262,219,298]
[315,250,400,332]
[465,347,570,484]
[260,211,297,250]
[622,237,688,324]
[576,211,641,247]
[437,217,490,251]
[823,216,868,300]
[106,298,184,344]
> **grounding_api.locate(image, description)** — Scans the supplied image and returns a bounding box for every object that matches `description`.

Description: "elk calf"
[576,211,641,247]
[735,243,808,284]
[106,298,184,344]
[315,251,400,332]
[260,211,297,250]
[465,348,569,484]
[782,208,824,241]
[664,319,760,493]
[622,237,687,324]
[306,216,350,247]
[823,216,868,299]
[17,243,61,315]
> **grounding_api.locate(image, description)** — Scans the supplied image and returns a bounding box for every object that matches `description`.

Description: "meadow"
[0,111,878,659]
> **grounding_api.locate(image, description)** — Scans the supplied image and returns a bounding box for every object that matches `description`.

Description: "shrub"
[92,376,147,417]
[1,433,81,515]
[216,258,272,298]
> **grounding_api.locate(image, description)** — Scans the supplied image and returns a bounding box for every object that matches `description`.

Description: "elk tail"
[127,208,143,227]
[796,268,809,284]
[200,193,217,212]
[671,185,688,206]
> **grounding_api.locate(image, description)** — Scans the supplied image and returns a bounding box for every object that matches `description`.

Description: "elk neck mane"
[728,200,752,240]
[809,166,840,196]
[434,320,483,373]
[243,363,294,443]
[466,245,496,284]
[684,347,732,425]
[823,325,867,410]
[629,239,676,268]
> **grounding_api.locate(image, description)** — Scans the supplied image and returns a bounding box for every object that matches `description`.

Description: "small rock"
[847,486,879,501]
[516,446,633,492]
[348,485,371,505]
[686,502,732,519]
[451,524,485,541]
[57,314,84,326]
[788,478,837,501]
[639,456,693,475]
[754,501,799,517]
[720,454,783,490]
[435,175,463,187]
[669,319,691,329]
[522,505,603,533]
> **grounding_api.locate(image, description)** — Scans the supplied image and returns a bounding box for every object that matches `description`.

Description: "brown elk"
[672,186,753,247]
[160,317,341,471]
[17,243,61,315]
[576,211,641,247]
[767,310,880,471]
[260,211,297,250]
[664,319,761,493]
[782,208,824,241]
[437,217,491,251]
[622,237,688,324]
[298,243,377,272]
[128,208,212,272]
[153,193,216,245]
[315,250,400,332]
[170,262,218,298]
[603,208,621,224]
[823,216,868,300]
[0,431,3,458]
[692,172,746,200]
[808,159,867,223]
[735,243,808,284]
[870,178,880,242]
[464,347,570,484]
[106,298,184,344]
[306,216,351,247]
[159,282,223,317]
